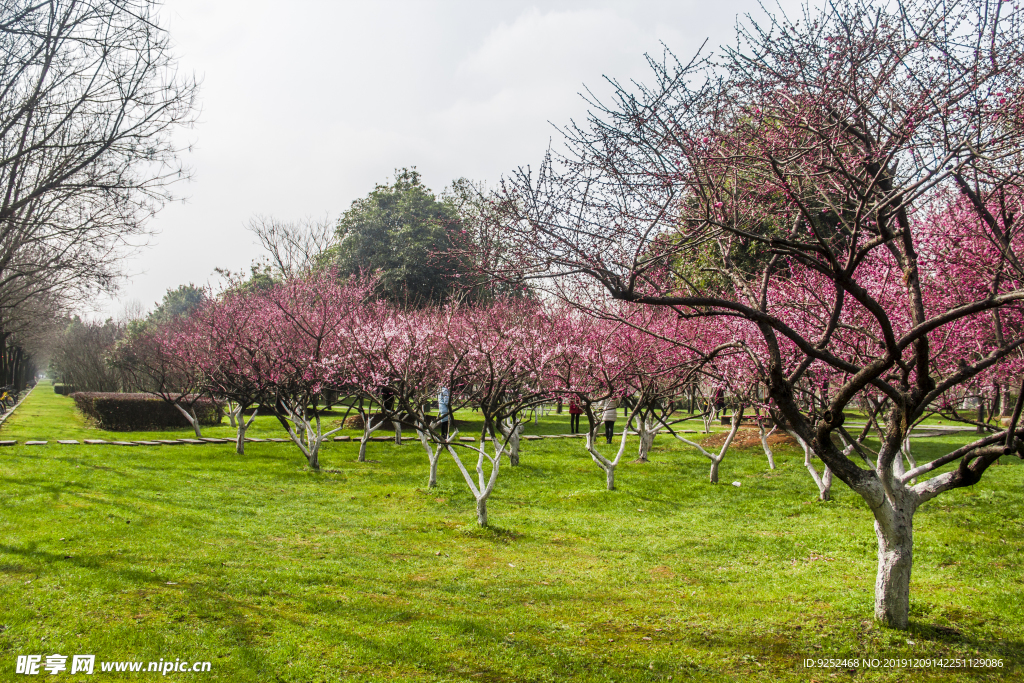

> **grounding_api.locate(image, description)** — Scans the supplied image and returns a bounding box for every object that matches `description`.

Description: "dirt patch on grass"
[649,565,675,580]
[698,427,797,450]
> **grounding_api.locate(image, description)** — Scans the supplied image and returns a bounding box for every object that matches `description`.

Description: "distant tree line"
[244,168,526,306]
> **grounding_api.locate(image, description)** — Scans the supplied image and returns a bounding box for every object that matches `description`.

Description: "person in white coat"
[601,397,619,444]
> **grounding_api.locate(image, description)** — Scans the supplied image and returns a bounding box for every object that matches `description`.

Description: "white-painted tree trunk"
[279,401,344,470]
[415,429,443,488]
[235,407,258,455]
[789,430,833,501]
[476,497,488,527]
[448,436,502,527]
[670,410,743,483]
[497,419,522,465]
[634,412,659,462]
[357,413,387,462]
[174,404,203,438]
[227,401,238,428]
[873,489,916,629]
[701,406,717,434]
[584,423,631,490]
[758,421,776,470]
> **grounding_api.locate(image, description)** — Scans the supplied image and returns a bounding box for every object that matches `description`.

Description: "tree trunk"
[393,420,402,444]
[635,413,655,462]
[417,429,441,488]
[873,501,915,629]
[758,422,775,470]
[358,413,387,461]
[236,419,247,455]
[174,404,203,438]
[476,497,487,527]
[791,430,832,500]
[819,468,832,502]
[428,451,439,488]
[709,457,721,484]
[509,426,520,465]
[606,466,615,490]
[498,421,520,466]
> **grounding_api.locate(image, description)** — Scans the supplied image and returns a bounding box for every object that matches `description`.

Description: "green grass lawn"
[0,384,1021,681]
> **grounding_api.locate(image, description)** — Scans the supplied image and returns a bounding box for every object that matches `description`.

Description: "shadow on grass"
[909,619,1024,662]
[457,525,521,544]
[0,540,309,677]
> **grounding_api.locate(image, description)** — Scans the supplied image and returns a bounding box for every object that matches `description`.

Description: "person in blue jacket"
[437,387,451,440]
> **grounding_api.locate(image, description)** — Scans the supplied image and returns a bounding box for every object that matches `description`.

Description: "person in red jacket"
[568,396,583,434]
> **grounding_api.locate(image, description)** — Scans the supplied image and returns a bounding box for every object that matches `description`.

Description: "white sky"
[96,0,805,318]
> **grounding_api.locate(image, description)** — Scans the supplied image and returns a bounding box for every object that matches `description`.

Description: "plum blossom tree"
[362,301,559,525]
[490,0,1024,629]
[438,303,548,523]
[187,292,274,454]
[610,308,742,470]
[456,299,557,468]
[258,273,372,470]
[544,308,632,489]
[545,308,617,452]
[616,311,718,463]
[656,344,757,484]
[345,303,458,488]
[111,319,212,438]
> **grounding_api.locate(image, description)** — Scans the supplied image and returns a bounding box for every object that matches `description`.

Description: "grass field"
[0,383,1021,681]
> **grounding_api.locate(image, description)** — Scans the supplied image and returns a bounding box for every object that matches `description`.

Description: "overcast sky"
[97,0,805,318]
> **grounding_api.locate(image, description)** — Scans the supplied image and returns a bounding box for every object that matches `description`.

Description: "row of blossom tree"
[114,251,1020,544]
[113,253,1022,630]
[114,274,768,521]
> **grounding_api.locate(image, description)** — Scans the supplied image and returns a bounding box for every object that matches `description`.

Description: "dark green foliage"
[53,383,75,395]
[150,284,206,323]
[71,392,222,431]
[331,168,468,305]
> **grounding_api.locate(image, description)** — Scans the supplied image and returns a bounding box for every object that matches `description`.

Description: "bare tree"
[50,316,125,392]
[0,0,198,376]
[247,214,336,279]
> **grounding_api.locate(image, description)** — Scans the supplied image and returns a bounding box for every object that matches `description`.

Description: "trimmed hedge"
[71,392,223,431]
[54,384,76,395]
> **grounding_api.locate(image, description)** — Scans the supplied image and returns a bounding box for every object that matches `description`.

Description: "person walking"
[568,396,582,434]
[437,386,452,441]
[601,396,619,444]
